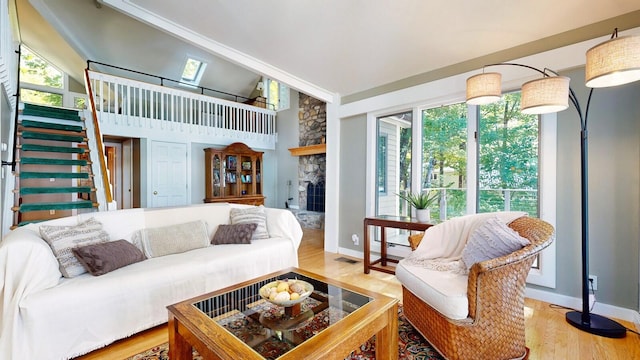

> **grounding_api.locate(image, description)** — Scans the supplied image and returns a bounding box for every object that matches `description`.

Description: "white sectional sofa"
[0,203,303,360]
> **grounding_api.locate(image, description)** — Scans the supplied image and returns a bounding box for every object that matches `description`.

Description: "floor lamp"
[465,28,640,338]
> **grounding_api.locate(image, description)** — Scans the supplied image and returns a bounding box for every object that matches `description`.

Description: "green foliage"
[396,189,439,209]
[20,89,62,107]
[20,47,63,89]
[421,92,539,218]
[398,124,412,191]
[19,47,64,107]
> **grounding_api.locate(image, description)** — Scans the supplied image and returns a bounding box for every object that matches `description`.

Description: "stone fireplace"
[290,93,326,229]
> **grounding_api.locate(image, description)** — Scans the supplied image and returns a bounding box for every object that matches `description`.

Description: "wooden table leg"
[380,226,387,266]
[375,302,398,360]
[168,314,193,360]
[364,220,370,274]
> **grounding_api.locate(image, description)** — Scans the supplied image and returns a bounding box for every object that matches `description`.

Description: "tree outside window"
[19,46,64,106]
[421,92,539,220]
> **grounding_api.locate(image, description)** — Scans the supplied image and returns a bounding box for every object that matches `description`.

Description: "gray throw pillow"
[40,218,110,278]
[461,216,530,269]
[212,223,257,245]
[73,239,146,276]
[229,206,269,240]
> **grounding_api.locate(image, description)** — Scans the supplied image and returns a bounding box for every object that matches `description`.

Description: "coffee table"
[167,267,399,360]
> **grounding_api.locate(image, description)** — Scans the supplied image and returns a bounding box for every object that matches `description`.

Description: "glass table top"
[192,271,372,359]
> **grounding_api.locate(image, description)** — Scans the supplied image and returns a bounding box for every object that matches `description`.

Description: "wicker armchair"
[401,216,554,360]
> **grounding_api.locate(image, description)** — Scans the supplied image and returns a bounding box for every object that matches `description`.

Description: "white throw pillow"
[133,220,210,258]
[39,217,110,278]
[229,206,269,239]
[461,216,530,269]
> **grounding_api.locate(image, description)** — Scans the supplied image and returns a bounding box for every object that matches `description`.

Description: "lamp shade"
[466,72,502,105]
[585,35,640,88]
[521,76,570,114]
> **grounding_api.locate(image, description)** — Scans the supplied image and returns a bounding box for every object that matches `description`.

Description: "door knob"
[153,191,158,195]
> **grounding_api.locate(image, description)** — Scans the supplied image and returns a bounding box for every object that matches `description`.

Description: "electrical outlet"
[49,210,55,215]
[351,234,359,246]
[588,274,598,291]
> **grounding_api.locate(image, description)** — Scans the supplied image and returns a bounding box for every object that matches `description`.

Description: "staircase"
[12,103,99,227]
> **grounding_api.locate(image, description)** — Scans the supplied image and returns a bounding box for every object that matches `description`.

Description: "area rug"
[127,306,443,360]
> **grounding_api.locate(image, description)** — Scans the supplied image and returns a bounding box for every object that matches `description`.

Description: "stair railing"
[84,68,113,205]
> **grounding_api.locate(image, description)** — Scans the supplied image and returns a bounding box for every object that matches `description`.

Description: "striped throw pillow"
[230,206,269,240]
[40,218,111,278]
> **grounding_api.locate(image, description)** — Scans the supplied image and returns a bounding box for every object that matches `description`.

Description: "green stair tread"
[20,172,90,179]
[21,120,83,133]
[20,144,85,154]
[22,103,82,121]
[20,157,87,166]
[19,200,95,212]
[21,131,85,143]
[20,186,92,194]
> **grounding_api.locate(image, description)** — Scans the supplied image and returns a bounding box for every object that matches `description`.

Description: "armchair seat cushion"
[396,259,469,320]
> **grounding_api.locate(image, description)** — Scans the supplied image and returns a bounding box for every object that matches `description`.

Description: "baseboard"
[338,247,363,260]
[634,311,640,332]
[339,245,410,260]
[525,288,638,323]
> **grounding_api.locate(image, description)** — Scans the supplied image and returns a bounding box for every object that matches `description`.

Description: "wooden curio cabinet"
[204,142,264,205]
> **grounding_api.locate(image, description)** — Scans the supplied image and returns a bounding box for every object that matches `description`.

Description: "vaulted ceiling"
[18,0,640,103]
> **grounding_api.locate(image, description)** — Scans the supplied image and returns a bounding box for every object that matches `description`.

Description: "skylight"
[181,58,206,85]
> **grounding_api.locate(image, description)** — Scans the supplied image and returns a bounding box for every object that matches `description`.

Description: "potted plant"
[396,190,439,222]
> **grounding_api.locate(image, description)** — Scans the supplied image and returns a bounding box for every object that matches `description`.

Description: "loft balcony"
[86,70,277,150]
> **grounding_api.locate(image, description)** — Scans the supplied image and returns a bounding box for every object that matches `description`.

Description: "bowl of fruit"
[259,278,314,307]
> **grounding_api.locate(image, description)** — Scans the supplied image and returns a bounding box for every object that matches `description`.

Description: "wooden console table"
[363,215,433,274]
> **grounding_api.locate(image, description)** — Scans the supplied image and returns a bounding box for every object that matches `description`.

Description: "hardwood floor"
[76,228,640,360]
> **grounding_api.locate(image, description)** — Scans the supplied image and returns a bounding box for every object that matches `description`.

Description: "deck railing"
[86,70,278,149]
[397,187,539,220]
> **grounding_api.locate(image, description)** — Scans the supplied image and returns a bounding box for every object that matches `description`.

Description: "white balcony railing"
[86,70,277,149]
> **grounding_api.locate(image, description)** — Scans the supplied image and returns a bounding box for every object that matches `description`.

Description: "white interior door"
[151,141,187,207]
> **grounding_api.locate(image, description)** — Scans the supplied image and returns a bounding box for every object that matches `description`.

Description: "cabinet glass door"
[256,158,262,195]
[240,155,253,195]
[224,155,238,196]
[212,154,221,197]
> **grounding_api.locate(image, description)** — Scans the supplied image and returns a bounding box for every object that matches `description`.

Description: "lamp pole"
[565,87,627,338]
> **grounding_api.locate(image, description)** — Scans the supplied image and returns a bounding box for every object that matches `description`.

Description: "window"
[368,93,555,287]
[20,47,63,89]
[181,57,206,86]
[478,92,539,217]
[377,134,388,194]
[420,92,538,220]
[375,111,412,218]
[20,89,62,107]
[19,46,64,106]
[265,79,290,111]
[422,103,468,220]
[74,97,87,110]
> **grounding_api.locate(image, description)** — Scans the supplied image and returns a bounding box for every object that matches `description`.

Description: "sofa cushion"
[134,220,209,258]
[396,259,469,320]
[73,239,146,276]
[230,206,268,239]
[212,223,257,245]
[39,218,110,278]
[461,216,530,269]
